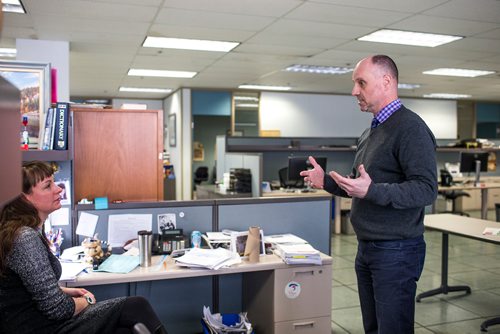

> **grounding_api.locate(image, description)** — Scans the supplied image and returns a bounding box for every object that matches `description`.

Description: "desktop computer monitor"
[459,151,488,173]
[459,151,489,185]
[287,156,327,188]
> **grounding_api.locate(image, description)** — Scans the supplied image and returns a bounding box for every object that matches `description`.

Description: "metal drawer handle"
[293,270,315,276]
[293,321,315,328]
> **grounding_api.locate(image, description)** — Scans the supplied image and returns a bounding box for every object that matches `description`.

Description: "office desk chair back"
[438,190,470,216]
[278,167,303,188]
[194,167,209,185]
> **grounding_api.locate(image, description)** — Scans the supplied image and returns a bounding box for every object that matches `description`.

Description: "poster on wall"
[193,141,204,161]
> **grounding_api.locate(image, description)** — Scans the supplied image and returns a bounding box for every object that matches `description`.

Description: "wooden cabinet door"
[73,108,163,202]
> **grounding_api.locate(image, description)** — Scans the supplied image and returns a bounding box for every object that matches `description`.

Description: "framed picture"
[193,141,204,161]
[55,179,71,206]
[0,61,51,149]
[168,114,176,147]
[158,213,176,233]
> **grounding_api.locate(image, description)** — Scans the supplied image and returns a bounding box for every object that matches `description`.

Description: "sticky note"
[94,197,109,210]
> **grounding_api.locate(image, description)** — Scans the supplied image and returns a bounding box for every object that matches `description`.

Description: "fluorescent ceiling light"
[234,96,259,102]
[423,68,495,78]
[423,93,471,99]
[121,103,147,110]
[2,0,26,13]
[0,48,17,57]
[143,36,239,52]
[235,103,259,108]
[119,87,172,93]
[238,84,291,91]
[128,68,196,78]
[358,29,462,47]
[285,64,353,75]
[398,83,421,90]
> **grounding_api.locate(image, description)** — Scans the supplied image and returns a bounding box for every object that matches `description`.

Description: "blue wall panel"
[192,90,231,116]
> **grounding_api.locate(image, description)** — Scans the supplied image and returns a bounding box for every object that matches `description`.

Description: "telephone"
[152,229,186,255]
[440,169,453,187]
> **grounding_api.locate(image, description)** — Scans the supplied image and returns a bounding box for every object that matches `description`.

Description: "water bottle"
[138,230,152,267]
[191,230,202,248]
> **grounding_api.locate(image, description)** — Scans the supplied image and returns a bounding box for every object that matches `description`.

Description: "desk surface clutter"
[63,252,332,287]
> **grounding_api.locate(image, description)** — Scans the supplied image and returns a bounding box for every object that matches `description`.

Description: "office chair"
[278,167,289,188]
[194,166,209,186]
[278,167,303,188]
[438,190,470,216]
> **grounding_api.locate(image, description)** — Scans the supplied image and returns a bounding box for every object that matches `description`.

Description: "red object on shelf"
[51,68,58,104]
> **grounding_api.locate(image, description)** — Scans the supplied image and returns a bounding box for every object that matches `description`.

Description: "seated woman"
[0,161,167,334]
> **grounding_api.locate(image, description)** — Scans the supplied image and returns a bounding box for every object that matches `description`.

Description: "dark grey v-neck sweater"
[325,106,438,240]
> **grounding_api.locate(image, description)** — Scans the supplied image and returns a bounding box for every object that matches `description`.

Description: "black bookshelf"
[22,150,70,162]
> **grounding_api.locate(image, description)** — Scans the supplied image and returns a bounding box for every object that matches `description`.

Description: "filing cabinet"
[243,264,332,334]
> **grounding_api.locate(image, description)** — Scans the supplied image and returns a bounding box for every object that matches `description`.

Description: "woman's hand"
[61,287,95,301]
[72,297,89,316]
[62,287,96,316]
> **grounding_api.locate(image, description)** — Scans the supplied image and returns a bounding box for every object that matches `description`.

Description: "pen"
[157,254,168,271]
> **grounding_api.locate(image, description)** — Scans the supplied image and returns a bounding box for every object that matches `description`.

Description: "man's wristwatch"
[85,295,95,305]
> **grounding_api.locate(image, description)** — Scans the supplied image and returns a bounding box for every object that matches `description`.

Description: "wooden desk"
[437,182,500,219]
[65,254,332,334]
[419,214,500,332]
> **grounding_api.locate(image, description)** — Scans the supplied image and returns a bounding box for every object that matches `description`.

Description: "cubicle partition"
[74,200,215,334]
[74,200,215,245]
[72,196,332,334]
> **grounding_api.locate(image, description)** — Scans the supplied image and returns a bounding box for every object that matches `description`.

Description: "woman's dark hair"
[372,54,399,82]
[0,161,55,275]
[22,160,55,194]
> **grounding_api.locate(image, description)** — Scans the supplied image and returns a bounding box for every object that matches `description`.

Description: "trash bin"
[495,203,500,222]
[341,211,355,235]
[201,313,254,334]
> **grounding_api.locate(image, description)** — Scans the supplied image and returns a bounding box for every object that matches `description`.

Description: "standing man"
[301,55,437,333]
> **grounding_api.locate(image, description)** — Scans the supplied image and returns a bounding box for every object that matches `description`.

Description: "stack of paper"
[265,233,308,244]
[201,306,253,334]
[483,227,500,236]
[59,261,89,281]
[274,243,322,265]
[266,233,322,265]
[174,247,241,270]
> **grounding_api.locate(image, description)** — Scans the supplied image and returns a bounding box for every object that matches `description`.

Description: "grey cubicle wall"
[217,196,332,254]
[216,196,332,314]
[73,197,332,334]
[75,200,214,245]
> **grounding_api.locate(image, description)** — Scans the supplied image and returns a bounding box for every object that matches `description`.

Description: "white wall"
[260,92,371,137]
[112,98,163,110]
[260,92,457,139]
[401,98,457,139]
[16,39,70,102]
[181,89,192,201]
[164,90,183,200]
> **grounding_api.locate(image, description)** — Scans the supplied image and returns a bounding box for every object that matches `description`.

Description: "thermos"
[138,230,152,267]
